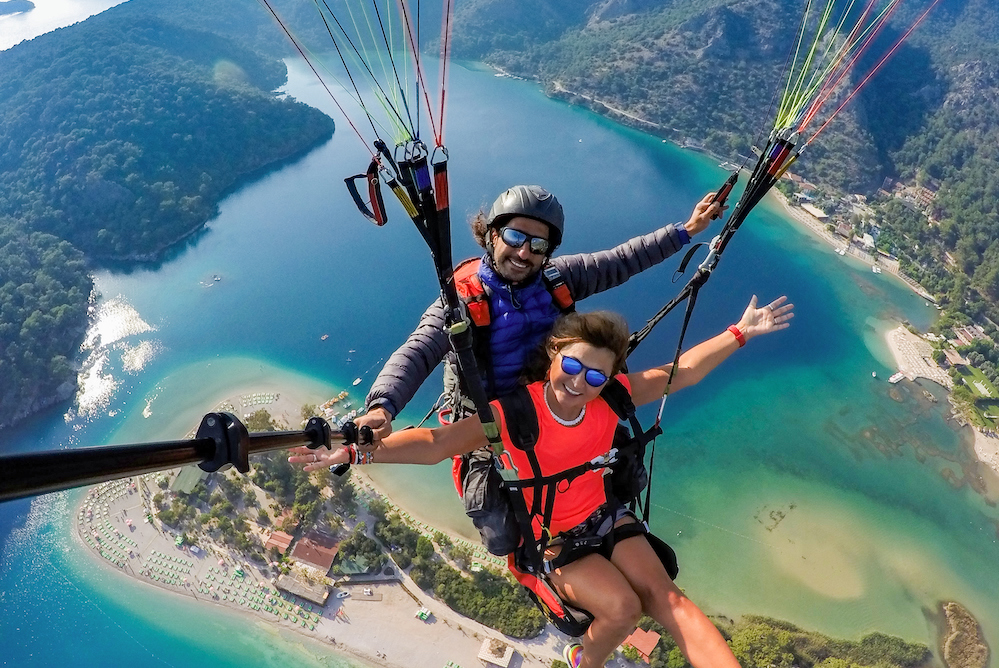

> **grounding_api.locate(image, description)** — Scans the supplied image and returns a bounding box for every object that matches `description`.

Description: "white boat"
[889,372,905,384]
[872,266,882,274]
[837,248,846,256]
[872,371,877,378]
[352,377,362,386]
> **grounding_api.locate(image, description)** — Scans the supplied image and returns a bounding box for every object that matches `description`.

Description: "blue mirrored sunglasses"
[499,227,550,255]
[560,355,610,387]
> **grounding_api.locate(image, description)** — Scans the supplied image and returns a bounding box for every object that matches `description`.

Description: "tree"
[416,535,435,560]
[729,624,795,668]
[245,409,278,432]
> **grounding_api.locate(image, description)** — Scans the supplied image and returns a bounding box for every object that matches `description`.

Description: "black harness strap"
[496,380,657,573]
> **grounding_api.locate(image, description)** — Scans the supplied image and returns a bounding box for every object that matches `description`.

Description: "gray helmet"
[487,185,564,249]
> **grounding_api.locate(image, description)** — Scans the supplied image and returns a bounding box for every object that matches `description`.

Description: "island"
[0,1,34,17]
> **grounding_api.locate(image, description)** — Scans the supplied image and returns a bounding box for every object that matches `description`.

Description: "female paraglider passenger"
[291,295,793,668]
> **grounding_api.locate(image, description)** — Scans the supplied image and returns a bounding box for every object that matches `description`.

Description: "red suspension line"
[799,0,882,129]
[258,0,374,156]
[436,0,456,147]
[808,0,942,143]
[395,0,440,144]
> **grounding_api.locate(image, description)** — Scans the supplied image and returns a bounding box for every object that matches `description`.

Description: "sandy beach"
[882,326,999,479]
[883,326,952,389]
[971,427,999,475]
[74,386,571,668]
[73,478,568,668]
[770,191,936,302]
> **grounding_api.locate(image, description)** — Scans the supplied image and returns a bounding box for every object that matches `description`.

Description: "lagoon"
[1,53,997,666]
[0,0,126,51]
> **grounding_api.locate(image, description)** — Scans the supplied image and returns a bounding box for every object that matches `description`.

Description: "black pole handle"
[328,421,374,477]
[710,171,739,219]
[0,413,339,503]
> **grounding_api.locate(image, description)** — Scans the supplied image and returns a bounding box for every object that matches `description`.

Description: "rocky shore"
[941,601,990,668]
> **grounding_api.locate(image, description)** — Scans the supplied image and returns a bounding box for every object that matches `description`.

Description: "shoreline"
[69,380,994,666]
[769,190,937,302]
[72,385,563,668]
[513,63,938,306]
[883,325,999,479]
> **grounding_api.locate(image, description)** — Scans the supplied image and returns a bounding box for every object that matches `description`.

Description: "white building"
[801,203,828,220]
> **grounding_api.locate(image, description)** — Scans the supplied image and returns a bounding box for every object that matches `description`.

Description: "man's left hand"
[683,192,727,237]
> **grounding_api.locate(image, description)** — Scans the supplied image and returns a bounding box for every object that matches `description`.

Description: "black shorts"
[520,502,679,579]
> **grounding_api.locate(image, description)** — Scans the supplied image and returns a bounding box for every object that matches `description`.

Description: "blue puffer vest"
[478,258,562,398]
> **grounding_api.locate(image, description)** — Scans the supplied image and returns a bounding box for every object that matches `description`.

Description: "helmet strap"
[484,226,497,256]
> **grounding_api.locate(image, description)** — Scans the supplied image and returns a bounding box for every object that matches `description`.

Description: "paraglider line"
[256,0,374,155]
[807,0,941,144]
[315,0,415,142]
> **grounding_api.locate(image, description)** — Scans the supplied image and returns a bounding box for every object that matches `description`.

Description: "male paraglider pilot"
[332,184,726,442]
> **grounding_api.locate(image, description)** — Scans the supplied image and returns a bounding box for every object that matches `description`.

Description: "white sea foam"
[76,349,117,417]
[74,297,159,418]
[82,297,155,351]
[121,340,161,373]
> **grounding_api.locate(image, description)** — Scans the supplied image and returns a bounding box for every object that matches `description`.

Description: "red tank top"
[492,376,630,539]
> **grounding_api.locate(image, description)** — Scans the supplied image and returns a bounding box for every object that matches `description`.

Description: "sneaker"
[562,642,583,668]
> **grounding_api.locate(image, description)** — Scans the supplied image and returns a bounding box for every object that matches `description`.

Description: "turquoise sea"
[2,41,998,668]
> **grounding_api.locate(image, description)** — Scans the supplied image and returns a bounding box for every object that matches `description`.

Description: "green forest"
[0,12,332,258]
[0,221,91,427]
[451,0,999,330]
[574,614,932,668]
[0,0,334,427]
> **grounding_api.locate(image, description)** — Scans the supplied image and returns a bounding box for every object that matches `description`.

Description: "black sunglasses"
[560,355,610,387]
[499,227,550,255]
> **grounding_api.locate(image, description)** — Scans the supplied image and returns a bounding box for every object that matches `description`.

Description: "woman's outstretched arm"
[627,294,794,407]
[289,412,490,470]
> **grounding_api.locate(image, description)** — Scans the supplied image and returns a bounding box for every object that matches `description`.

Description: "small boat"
[872,371,877,379]
[352,377,362,386]
[888,372,904,384]
[872,266,882,274]
[837,248,846,256]
[321,334,329,341]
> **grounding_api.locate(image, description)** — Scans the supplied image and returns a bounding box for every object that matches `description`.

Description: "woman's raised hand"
[288,445,351,472]
[737,295,794,340]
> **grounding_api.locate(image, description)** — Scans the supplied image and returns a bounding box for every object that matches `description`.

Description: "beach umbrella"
[218,559,225,566]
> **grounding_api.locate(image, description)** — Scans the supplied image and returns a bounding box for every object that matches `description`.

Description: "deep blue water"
[1,53,997,667]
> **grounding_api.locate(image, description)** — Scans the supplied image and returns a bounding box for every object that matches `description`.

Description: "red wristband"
[727,325,746,348]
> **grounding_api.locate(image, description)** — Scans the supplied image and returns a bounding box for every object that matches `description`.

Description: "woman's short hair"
[522,311,630,383]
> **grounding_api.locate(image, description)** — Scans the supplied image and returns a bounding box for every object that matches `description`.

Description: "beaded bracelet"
[347,444,375,465]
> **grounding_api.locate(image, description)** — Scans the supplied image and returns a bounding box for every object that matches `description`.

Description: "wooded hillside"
[451,0,999,325]
[0,1,334,427]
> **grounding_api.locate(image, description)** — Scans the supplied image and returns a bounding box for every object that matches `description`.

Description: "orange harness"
[452,257,574,328]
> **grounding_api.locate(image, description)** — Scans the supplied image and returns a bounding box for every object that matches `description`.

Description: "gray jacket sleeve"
[364,297,451,418]
[550,223,687,301]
